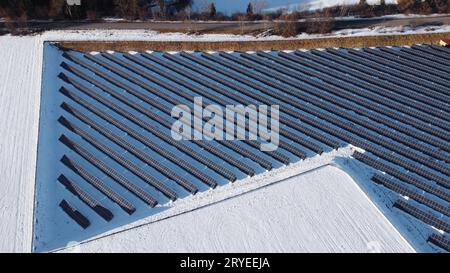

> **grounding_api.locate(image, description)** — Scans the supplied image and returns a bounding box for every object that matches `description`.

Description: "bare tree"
[251,0,268,14]
[196,0,210,13]
[114,0,139,20]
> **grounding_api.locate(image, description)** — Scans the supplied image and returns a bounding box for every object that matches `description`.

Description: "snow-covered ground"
[37,23,450,42]
[0,35,44,252]
[58,164,414,253]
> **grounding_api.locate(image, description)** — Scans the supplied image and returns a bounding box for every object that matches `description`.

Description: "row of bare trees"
[1,0,449,23]
[0,0,193,21]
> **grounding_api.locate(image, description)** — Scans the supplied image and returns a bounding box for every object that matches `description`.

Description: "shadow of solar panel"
[59,199,90,229]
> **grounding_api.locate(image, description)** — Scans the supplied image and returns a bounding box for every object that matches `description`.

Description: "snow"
[58,164,414,253]
[37,23,450,42]
[0,35,44,252]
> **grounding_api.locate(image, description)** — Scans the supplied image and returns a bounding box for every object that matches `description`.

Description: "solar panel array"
[41,44,449,251]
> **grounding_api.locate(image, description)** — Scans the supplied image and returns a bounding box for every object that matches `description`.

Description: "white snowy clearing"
[0,35,43,252]
[58,164,414,253]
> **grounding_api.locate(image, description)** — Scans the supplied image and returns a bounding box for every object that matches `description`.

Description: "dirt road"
[2,15,449,34]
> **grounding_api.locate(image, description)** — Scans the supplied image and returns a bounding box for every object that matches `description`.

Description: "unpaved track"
[2,15,449,34]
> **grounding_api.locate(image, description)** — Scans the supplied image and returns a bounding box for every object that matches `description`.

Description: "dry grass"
[57,32,450,52]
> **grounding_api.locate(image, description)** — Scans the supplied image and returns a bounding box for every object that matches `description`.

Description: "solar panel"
[411,45,450,62]
[59,112,179,201]
[393,199,450,233]
[171,52,334,152]
[311,49,450,113]
[162,52,323,156]
[60,60,255,176]
[59,199,90,229]
[67,53,275,169]
[400,47,449,68]
[331,48,450,99]
[229,52,450,155]
[60,155,136,214]
[62,90,218,190]
[429,44,450,55]
[58,174,114,221]
[326,48,450,100]
[58,132,159,206]
[61,98,201,194]
[298,49,450,122]
[272,51,450,139]
[428,233,450,252]
[363,47,450,82]
[208,54,450,171]
[349,48,450,92]
[379,47,450,77]
[371,174,450,217]
[353,151,450,203]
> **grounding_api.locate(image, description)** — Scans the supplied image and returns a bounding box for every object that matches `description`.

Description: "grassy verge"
[57,32,450,52]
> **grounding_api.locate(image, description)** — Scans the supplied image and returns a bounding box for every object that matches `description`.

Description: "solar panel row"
[58,175,114,221]
[73,53,277,168]
[349,48,450,92]
[363,46,450,82]
[326,48,450,106]
[59,60,255,176]
[296,49,450,121]
[353,151,450,203]
[58,130,159,207]
[371,174,450,217]
[311,49,450,114]
[428,233,450,252]
[219,51,450,158]
[60,154,136,214]
[393,199,450,233]
[277,50,450,134]
[49,47,449,245]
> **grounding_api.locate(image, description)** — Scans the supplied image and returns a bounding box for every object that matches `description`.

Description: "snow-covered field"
[59,165,414,253]
[0,35,43,252]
